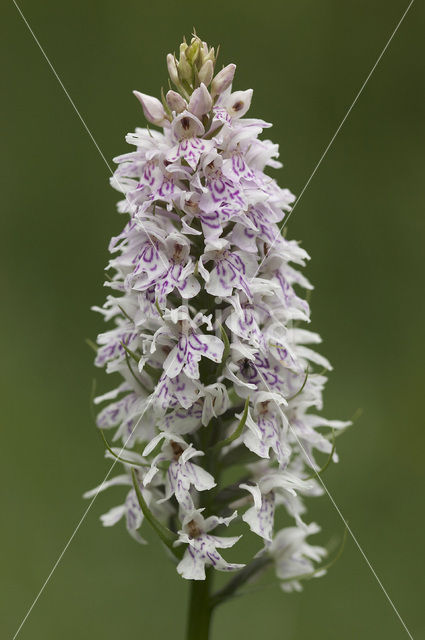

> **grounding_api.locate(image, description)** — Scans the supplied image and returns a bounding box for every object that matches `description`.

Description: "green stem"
[131,469,180,557]
[186,570,213,640]
[210,557,272,610]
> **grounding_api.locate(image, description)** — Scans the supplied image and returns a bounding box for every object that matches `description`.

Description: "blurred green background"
[1,0,424,638]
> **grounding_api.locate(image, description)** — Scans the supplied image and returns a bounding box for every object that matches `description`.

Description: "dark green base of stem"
[186,570,213,640]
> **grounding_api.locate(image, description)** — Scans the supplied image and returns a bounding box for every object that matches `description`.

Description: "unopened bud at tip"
[186,37,201,65]
[211,63,236,98]
[198,59,214,86]
[178,52,192,83]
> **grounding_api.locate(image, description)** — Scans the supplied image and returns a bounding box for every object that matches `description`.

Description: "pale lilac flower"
[174,510,244,580]
[150,306,224,379]
[143,436,216,511]
[269,523,327,592]
[240,464,318,540]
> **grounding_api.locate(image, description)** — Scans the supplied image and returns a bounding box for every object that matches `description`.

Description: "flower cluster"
[87,35,349,588]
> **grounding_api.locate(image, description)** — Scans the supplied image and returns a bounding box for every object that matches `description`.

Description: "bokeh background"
[1,1,424,638]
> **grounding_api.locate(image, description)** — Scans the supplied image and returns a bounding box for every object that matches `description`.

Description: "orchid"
[175,510,244,581]
[87,33,350,639]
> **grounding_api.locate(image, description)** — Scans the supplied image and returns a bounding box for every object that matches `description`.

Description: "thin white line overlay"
[12,390,155,640]
[12,346,186,640]
[11,0,169,272]
[255,368,414,639]
[11,1,415,638]
[253,0,415,280]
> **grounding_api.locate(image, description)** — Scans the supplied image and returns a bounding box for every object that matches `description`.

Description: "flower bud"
[211,64,236,97]
[167,53,179,86]
[133,91,167,126]
[200,44,215,65]
[186,37,201,65]
[178,53,192,83]
[166,90,187,114]
[188,83,212,119]
[200,41,209,60]
[198,60,214,86]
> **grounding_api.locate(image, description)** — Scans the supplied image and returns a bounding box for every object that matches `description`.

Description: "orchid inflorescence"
[86,32,350,631]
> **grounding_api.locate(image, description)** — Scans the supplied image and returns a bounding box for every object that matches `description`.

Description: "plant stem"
[186,569,213,640]
[210,556,272,610]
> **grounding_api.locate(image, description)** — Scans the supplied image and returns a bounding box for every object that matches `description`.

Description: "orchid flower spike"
[88,32,351,637]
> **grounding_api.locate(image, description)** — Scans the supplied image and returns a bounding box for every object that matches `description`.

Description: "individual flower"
[174,510,244,580]
[143,436,216,511]
[268,523,327,592]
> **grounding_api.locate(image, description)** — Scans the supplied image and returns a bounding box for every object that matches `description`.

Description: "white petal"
[177,548,206,580]
[83,474,130,499]
[143,464,159,486]
[186,463,216,492]
[201,334,224,363]
[100,505,126,527]
[142,432,165,457]
[240,483,262,509]
[162,345,184,379]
